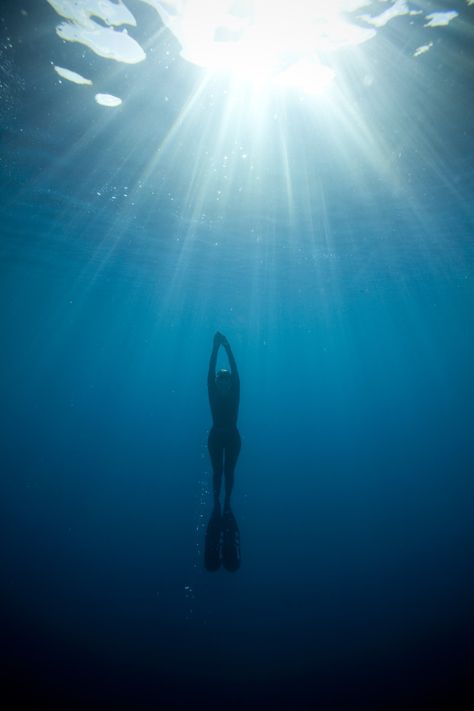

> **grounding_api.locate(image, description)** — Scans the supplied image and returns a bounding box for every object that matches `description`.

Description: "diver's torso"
[209,387,239,431]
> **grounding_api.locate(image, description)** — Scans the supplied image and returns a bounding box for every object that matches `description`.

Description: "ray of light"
[36,0,474,315]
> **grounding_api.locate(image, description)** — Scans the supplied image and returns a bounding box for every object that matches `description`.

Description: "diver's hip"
[208,425,240,442]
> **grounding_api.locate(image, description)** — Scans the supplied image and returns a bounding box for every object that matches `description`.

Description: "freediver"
[204,331,241,572]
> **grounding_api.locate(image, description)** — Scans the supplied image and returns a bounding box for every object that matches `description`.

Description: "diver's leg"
[208,428,224,507]
[223,429,241,510]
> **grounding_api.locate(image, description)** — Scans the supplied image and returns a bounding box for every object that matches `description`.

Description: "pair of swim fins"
[205,506,240,572]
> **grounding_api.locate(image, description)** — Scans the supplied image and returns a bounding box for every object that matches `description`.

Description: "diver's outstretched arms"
[213,331,226,347]
[211,331,239,383]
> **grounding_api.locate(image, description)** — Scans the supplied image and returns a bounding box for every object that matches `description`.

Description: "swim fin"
[222,507,240,572]
[204,508,222,572]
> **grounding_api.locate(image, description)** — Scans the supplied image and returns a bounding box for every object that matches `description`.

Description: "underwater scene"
[1,1,474,708]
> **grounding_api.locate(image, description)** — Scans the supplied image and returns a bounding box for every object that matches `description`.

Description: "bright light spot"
[150,0,379,92]
[414,42,433,58]
[47,0,136,29]
[277,60,335,96]
[54,65,92,84]
[358,0,420,29]
[424,11,458,28]
[56,21,145,63]
[95,93,122,107]
[48,0,145,63]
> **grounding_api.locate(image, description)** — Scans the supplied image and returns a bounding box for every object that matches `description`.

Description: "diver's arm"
[208,334,220,389]
[223,337,240,386]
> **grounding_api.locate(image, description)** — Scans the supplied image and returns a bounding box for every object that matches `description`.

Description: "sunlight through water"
[42,0,473,248]
[47,0,462,101]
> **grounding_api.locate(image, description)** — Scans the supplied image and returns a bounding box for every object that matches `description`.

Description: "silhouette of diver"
[204,331,241,572]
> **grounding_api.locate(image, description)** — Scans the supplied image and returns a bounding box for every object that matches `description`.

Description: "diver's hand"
[213,331,224,347]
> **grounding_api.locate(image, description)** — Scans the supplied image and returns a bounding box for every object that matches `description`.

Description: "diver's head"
[215,369,232,395]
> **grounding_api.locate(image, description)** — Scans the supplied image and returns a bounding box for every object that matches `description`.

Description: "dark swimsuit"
[205,365,242,571]
[208,378,241,478]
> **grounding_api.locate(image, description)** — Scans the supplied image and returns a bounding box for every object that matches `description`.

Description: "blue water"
[1,1,474,708]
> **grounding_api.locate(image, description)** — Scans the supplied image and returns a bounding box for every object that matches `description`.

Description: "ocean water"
[1,1,474,708]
